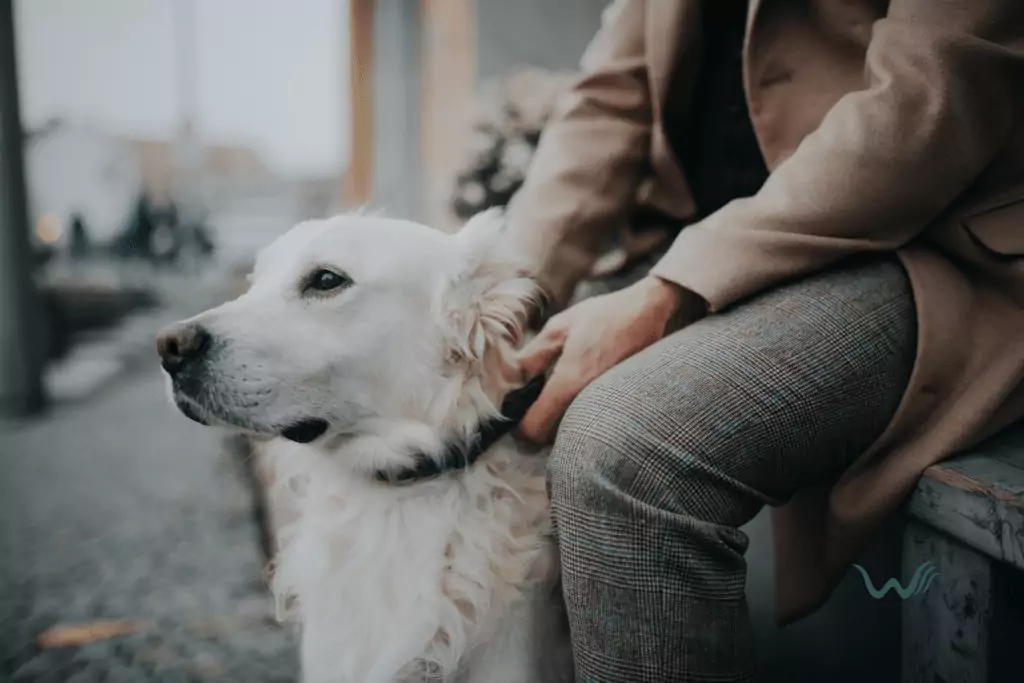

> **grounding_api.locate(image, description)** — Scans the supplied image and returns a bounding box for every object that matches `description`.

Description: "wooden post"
[419,0,476,231]
[0,0,46,416]
[345,0,374,206]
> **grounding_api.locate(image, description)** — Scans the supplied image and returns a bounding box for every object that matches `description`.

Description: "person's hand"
[517,276,707,444]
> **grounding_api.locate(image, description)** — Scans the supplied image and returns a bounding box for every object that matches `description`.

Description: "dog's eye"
[305,269,352,294]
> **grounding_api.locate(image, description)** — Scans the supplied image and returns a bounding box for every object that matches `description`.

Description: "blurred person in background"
[114,193,157,262]
[507,1,1024,680]
[68,212,91,262]
[151,201,183,266]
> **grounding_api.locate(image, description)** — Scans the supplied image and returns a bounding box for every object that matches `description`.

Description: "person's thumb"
[518,326,565,380]
[518,359,584,444]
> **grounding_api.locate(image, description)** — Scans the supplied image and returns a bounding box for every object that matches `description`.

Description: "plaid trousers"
[549,255,916,682]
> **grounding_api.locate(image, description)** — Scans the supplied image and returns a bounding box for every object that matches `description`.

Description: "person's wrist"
[642,275,707,329]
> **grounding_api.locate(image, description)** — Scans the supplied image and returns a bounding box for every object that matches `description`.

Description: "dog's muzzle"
[157,322,212,378]
[157,323,331,445]
[174,396,210,426]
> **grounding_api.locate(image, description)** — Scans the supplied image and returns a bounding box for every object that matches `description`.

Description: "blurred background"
[0,1,902,681]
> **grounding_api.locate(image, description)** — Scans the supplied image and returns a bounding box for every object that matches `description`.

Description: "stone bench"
[902,422,1024,683]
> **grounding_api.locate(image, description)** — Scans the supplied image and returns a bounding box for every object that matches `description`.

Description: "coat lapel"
[743,0,766,98]
[746,0,765,40]
[646,0,768,106]
[644,0,694,112]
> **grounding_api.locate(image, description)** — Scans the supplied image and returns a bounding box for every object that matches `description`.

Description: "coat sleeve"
[650,0,1024,311]
[508,0,652,308]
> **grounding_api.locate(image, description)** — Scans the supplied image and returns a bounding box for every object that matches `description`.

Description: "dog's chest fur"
[264,439,557,683]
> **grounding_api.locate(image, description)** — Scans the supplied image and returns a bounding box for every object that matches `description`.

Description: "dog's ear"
[442,209,539,365]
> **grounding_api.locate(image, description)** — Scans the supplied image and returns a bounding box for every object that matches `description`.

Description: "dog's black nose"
[156,323,211,375]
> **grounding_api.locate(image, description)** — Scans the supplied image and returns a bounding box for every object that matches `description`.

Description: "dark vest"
[667,2,770,221]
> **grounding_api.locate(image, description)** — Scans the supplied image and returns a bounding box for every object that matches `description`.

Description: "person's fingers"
[518,359,587,445]
[518,324,566,380]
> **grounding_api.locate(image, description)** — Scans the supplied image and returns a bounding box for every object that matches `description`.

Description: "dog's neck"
[372,375,546,485]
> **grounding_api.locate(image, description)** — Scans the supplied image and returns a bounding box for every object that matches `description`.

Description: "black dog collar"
[373,375,546,485]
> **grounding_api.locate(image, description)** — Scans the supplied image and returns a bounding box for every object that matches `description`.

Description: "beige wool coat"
[510,0,1024,623]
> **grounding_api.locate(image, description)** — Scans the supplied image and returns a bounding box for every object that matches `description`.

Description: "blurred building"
[18,1,607,262]
[128,136,270,204]
[22,118,284,253]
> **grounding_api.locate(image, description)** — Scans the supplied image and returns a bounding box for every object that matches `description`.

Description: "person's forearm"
[651,0,1021,311]
[509,0,652,309]
[640,276,709,334]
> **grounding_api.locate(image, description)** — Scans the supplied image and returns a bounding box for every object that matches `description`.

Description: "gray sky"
[14,0,350,178]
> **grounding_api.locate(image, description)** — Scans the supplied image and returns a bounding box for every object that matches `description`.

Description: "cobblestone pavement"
[0,283,298,681]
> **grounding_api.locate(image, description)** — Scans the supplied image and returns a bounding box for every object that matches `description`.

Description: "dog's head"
[157,209,539,462]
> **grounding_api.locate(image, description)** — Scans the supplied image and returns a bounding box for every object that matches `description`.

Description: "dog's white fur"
[165,210,571,683]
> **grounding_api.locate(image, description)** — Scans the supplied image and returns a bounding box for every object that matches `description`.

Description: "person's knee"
[548,375,701,517]
[546,366,757,528]
[547,380,641,514]
[547,374,754,571]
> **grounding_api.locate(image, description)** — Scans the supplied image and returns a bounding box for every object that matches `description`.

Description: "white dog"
[157,210,572,683]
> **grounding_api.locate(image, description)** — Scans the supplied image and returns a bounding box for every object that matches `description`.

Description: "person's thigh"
[553,254,916,520]
[548,255,917,681]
